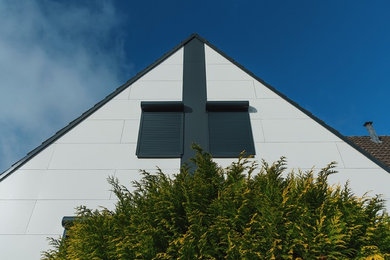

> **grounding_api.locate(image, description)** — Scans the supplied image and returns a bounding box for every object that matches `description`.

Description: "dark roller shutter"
[208,111,255,157]
[136,103,184,158]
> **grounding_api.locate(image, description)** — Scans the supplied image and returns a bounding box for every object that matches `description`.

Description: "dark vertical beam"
[181,38,208,166]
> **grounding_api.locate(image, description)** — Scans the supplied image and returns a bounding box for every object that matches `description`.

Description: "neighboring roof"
[348,136,390,168]
[1,33,389,182]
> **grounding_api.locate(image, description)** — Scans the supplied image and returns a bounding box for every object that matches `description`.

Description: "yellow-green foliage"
[43,146,390,259]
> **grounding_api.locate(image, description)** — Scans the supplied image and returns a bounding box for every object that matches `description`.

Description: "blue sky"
[1,0,389,172]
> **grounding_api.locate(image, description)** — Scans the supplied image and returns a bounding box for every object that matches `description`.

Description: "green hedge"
[43,146,390,259]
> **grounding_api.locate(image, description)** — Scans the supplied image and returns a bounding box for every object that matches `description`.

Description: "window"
[62,216,75,238]
[207,101,255,157]
[136,101,254,159]
[136,101,184,158]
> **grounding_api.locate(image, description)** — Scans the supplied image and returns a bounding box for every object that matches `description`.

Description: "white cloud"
[0,1,129,172]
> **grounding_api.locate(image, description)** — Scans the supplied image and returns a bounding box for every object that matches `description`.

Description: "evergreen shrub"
[43,146,390,259]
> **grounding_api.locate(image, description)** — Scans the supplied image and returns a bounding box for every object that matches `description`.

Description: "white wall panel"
[336,143,379,169]
[255,142,343,169]
[205,45,253,81]
[89,100,141,120]
[162,47,183,64]
[48,144,132,169]
[205,45,230,64]
[206,80,256,100]
[49,143,180,170]
[0,200,36,234]
[38,170,114,200]
[250,119,265,143]
[0,235,49,260]
[131,157,181,170]
[121,120,141,143]
[56,120,124,144]
[206,64,253,81]
[135,47,183,80]
[250,99,308,119]
[20,145,55,170]
[262,119,341,142]
[0,170,43,199]
[113,87,130,100]
[328,168,390,208]
[26,200,116,235]
[139,65,183,81]
[129,80,182,100]
[254,81,282,99]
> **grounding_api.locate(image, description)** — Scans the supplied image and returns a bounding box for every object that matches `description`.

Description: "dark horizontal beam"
[141,101,184,112]
[206,101,249,112]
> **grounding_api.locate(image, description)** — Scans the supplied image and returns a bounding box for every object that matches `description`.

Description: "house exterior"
[0,34,389,259]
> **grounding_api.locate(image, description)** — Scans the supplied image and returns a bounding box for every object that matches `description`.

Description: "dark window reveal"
[136,102,184,158]
[207,101,255,157]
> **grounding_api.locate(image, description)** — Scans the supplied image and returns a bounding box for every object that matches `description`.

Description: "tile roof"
[348,136,390,168]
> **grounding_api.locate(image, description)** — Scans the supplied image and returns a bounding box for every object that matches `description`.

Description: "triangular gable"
[2,34,389,182]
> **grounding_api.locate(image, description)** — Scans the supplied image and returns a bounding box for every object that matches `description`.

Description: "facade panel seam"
[24,200,38,234]
[335,142,347,168]
[46,144,57,170]
[259,119,266,142]
[119,120,126,144]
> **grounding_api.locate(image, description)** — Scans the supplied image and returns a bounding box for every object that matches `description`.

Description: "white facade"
[0,37,389,259]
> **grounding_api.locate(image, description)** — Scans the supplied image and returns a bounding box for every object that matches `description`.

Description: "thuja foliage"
[43,146,390,259]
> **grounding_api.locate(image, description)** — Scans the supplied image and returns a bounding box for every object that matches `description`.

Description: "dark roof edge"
[349,135,390,137]
[195,34,390,174]
[1,33,389,181]
[0,34,198,182]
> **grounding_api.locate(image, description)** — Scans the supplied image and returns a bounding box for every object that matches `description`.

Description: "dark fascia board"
[0,34,199,181]
[1,33,389,181]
